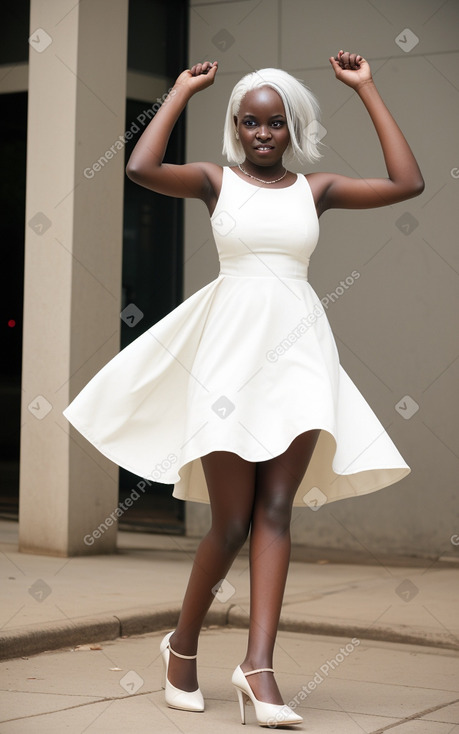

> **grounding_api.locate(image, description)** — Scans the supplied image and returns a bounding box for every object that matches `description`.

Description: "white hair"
[222,68,323,167]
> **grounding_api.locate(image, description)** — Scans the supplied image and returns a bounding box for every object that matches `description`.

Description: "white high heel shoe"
[232,665,303,727]
[159,631,204,712]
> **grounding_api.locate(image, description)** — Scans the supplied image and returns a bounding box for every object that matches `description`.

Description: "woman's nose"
[257,126,271,139]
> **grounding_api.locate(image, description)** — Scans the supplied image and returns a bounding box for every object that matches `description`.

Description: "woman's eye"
[242,120,285,128]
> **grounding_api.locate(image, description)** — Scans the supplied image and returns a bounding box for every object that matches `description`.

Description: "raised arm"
[310,51,424,215]
[125,61,220,201]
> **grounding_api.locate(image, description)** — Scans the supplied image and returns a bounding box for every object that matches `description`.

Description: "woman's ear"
[233,115,239,139]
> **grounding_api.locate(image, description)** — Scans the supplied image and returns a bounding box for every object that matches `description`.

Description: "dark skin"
[126,51,424,707]
[126,51,424,217]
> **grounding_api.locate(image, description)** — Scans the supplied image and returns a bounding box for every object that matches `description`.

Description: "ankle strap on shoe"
[244,667,274,676]
[168,643,197,660]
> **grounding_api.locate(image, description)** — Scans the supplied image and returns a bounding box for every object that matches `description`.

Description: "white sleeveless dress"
[63,166,410,506]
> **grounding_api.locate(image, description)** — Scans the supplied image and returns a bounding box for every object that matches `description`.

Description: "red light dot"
[8,320,16,328]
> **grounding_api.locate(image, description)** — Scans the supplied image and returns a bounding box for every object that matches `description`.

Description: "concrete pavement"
[1,627,459,732]
[1,520,459,659]
[1,519,459,731]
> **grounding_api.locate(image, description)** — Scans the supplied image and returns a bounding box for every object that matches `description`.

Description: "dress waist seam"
[218,272,309,282]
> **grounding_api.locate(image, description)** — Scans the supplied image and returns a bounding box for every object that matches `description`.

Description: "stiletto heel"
[231,665,303,727]
[235,687,248,724]
[159,631,205,712]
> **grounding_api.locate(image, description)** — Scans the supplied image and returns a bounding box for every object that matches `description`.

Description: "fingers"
[206,61,219,79]
[333,50,363,70]
[329,56,341,72]
[190,60,218,76]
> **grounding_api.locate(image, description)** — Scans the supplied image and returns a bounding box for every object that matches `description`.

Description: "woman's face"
[234,86,290,167]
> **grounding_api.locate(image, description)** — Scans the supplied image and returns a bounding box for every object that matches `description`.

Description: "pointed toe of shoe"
[165,682,205,712]
[264,705,303,726]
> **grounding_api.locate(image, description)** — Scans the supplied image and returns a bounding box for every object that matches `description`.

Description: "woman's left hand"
[329,50,372,89]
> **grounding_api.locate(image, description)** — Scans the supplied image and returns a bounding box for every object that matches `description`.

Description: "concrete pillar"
[19,0,129,555]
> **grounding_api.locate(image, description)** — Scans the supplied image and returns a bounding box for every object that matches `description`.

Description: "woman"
[64,51,424,726]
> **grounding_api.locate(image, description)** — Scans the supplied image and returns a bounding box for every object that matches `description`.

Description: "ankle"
[169,631,198,658]
[241,658,274,672]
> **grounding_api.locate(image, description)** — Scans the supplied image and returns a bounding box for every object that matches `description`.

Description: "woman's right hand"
[174,61,218,96]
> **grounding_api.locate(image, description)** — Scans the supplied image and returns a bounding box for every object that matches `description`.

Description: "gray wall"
[184,0,459,558]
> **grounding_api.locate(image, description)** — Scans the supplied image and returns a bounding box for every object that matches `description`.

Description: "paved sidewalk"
[1,627,459,732]
[1,519,459,660]
[1,520,459,731]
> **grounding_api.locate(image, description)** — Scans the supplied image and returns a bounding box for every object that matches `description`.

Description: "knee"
[256,490,293,534]
[211,517,250,555]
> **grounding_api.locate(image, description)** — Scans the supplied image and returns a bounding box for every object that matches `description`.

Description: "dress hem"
[63,409,410,507]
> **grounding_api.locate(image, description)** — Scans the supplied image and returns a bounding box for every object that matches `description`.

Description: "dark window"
[0,92,27,518]
[118,0,188,533]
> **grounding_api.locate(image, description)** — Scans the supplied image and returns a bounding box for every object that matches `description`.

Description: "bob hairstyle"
[222,68,323,167]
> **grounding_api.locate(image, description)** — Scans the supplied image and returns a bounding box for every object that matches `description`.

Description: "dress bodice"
[210,166,320,280]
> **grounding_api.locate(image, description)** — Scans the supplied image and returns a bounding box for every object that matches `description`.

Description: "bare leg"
[167,451,256,691]
[240,429,321,704]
